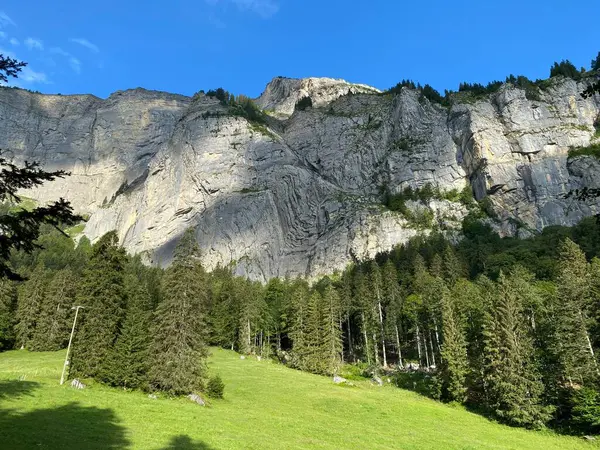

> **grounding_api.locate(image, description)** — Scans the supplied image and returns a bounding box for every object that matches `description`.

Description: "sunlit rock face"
[1,75,599,281]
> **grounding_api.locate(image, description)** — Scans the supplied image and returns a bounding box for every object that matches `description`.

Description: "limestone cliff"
[1,75,599,280]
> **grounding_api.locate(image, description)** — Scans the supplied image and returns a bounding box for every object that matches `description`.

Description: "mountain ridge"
[2,74,599,281]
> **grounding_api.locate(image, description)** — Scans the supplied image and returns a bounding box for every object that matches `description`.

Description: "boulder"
[148,394,158,400]
[333,375,348,384]
[70,379,85,389]
[240,355,246,360]
[187,393,206,406]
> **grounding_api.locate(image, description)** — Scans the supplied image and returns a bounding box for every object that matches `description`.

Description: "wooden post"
[60,306,84,385]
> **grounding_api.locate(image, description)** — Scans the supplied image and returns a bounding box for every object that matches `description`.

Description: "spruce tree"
[149,229,209,395]
[104,271,153,389]
[440,283,468,403]
[15,264,48,349]
[31,269,76,351]
[553,239,598,387]
[70,232,127,379]
[304,291,324,373]
[289,280,310,370]
[322,284,343,375]
[482,271,552,428]
[0,278,17,350]
[382,260,404,367]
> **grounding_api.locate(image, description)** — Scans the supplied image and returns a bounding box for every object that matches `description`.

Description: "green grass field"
[0,348,597,450]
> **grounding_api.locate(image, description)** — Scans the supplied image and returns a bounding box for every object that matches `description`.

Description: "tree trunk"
[347,315,354,363]
[373,333,380,366]
[424,334,431,369]
[416,324,422,366]
[429,329,436,367]
[362,312,371,365]
[395,324,403,368]
[378,300,387,368]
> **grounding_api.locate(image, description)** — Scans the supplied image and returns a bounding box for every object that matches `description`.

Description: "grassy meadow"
[0,348,597,449]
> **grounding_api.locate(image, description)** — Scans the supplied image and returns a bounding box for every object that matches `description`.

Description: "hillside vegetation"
[0,348,595,450]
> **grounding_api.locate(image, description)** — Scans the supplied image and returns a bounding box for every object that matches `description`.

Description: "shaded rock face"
[1,76,599,281]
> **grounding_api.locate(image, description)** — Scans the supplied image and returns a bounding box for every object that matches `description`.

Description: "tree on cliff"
[0,53,82,280]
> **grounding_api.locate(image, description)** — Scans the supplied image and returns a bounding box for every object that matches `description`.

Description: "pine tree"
[553,239,598,387]
[442,246,466,286]
[149,229,209,395]
[0,278,17,350]
[354,269,374,365]
[382,260,404,367]
[482,271,552,428]
[70,232,127,379]
[304,291,324,373]
[289,280,310,370]
[15,264,48,349]
[104,271,153,389]
[31,269,76,351]
[322,284,343,375]
[209,272,239,350]
[368,262,387,367]
[440,283,468,403]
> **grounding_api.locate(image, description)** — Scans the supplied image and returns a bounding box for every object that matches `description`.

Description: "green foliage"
[70,231,127,380]
[592,52,600,71]
[205,88,268,125]
[550,60,581,80]
[149,229,209,395]
[30,269,75,351]
[569,387,600,434]
[568,142,600,160]
[0,279,16,350]
[206,374,225,399]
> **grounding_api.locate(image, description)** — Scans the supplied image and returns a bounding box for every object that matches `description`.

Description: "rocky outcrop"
[1,75,599,281]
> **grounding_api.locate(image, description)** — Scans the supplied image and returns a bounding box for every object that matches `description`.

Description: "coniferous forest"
[1,212,600,435]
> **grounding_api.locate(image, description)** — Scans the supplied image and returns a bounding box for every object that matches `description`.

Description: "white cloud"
[20,67,49,84]
[206,0,279,18]
[232,0,279,17]
[25,37,44,50]
[0,11,16,28]
[9,37,19,46]
[70,38,99,53]
[50,47,69,56]
[69,57,81,74]
[50,47,82,74]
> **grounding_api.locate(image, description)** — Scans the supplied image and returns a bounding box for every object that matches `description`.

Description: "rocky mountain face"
[1,75,599,281]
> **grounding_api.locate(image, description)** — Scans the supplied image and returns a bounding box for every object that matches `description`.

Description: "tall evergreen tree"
[289,280,310,370]
[0,278,17,350]
[553,239,598,387]
[149,229,209,395]
[70,231,127,379]
[482,271,552,428]
[31,268,76,351]
[322,284,343,375]
[15,264,48,349]
[104,270,153,389]
[382,260,404,367]
[440,283,468,403]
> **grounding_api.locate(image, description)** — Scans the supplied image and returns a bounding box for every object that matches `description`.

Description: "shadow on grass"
[161,435,215,449]
[0,380,40,400]
[0,401,130,449]
[0,380,214,449]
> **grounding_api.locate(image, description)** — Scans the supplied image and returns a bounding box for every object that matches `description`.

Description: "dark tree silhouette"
[0,54,26,83]
[0,53,82,280]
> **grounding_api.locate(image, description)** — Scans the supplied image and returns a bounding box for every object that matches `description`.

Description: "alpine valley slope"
[1,76,599,281]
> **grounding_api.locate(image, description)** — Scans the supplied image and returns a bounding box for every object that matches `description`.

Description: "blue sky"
[0,1,599,99]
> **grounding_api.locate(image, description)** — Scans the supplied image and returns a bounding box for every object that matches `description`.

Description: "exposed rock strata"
[1,75,599,281]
